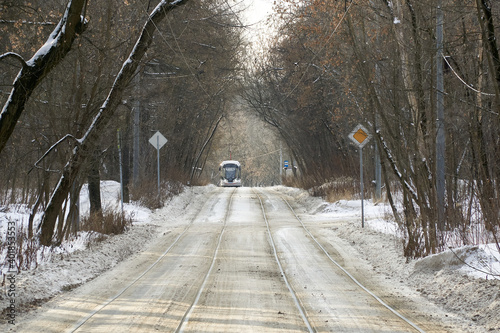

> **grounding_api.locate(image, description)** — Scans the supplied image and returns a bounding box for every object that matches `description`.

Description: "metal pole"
[360,147,365,228]
[157,136,160,198]
[132,72,142,185]
[436,0,445,230]
[117,129,124,215]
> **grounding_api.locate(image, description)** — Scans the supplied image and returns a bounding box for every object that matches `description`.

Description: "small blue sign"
[284,160,289,168]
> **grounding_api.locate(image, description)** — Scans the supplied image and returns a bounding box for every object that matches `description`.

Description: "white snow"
[293,189,500,280]
[0,181,153,276]
[0,183,499,331]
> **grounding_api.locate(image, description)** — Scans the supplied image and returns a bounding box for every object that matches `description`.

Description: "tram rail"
[69,187,236,333]
[254,188,426,333]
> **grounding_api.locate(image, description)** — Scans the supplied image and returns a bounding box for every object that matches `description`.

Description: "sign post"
[149,131,168,198]
[349,124,371,228]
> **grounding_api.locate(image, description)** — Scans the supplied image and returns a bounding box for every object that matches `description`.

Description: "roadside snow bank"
[415,245,500,280]
[277,185,500,281]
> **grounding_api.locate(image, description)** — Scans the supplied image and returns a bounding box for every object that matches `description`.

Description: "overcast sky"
[238,0,277,49]
[241,0,274,25]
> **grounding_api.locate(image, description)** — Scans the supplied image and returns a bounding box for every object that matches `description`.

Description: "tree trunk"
[475,0,500,234]
[476,0,500,112]
[123,137,130,203]
[87,149,102,215]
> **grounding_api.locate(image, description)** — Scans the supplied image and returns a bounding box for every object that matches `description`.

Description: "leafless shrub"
[80,208,132,236]
[310,177,358,202]
[290,176,360,203]
[0,220,40,273]
[130,180,183,210]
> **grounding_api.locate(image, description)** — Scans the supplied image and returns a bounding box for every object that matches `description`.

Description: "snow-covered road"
[9,187,472,332]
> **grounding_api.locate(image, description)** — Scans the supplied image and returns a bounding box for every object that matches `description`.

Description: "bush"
[80,208,132,236]
[130,180,184,210]
[308,177,358,202]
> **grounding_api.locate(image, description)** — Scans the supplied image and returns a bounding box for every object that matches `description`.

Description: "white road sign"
[149,131,168,149]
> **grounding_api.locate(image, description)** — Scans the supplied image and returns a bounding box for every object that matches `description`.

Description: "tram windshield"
[223,164,240,181]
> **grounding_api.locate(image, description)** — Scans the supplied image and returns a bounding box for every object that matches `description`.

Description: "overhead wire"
[141,1,355,107]
[245,148,281,161]
[442,54,495,97]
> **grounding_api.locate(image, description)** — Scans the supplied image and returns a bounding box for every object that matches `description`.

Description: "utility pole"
[132,72,141,186]
[436,0,445,230]
[117,129,124,216]
[374,142,382,200]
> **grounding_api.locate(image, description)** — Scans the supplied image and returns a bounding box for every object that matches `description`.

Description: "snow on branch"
[26,2,87,68]
[0,52,27,68]
[38,0,190,246]
[0,0,88,155]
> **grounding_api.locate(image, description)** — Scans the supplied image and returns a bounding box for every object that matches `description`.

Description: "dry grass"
[80,208,132,236]
[130,180,183,210]
[308,177,358,202]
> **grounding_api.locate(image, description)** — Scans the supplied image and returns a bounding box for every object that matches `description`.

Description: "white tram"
[219,160,242,187]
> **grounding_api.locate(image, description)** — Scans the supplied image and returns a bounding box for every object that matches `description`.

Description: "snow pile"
[0,183,220,321]
[413,245,500,280]
[296,190,500,282]
[461,244,500,279]
[0,181,151,274]
[80,181,152,224]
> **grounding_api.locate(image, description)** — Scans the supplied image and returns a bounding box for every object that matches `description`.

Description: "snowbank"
[275,185,499,281]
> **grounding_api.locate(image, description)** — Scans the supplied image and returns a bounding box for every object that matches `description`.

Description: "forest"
[244,0,500,257]
[1,0,499,259]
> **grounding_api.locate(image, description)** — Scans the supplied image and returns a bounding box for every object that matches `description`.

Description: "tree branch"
[0,52,27,68]
[0,0,88,155]
[29,134,80,174]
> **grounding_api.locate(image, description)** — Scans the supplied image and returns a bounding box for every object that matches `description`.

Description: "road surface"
[13,187,451,332]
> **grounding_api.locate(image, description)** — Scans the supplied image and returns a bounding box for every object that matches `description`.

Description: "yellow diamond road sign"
[349,124,371,148]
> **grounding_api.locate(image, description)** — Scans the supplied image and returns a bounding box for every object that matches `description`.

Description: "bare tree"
[38,0,190,246]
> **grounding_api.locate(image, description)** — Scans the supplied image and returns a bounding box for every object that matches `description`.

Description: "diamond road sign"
[349,124,371,148]
[149,131,168,149]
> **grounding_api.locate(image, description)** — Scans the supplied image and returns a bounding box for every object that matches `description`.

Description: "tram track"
[174,188,236,332]
[68,187,236,333]
[14,187,452,332]
[254,188,315,333]
[173,187,309,332]
[69,187,426,333]
[281,195,425,333]
[255,187,426,333]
